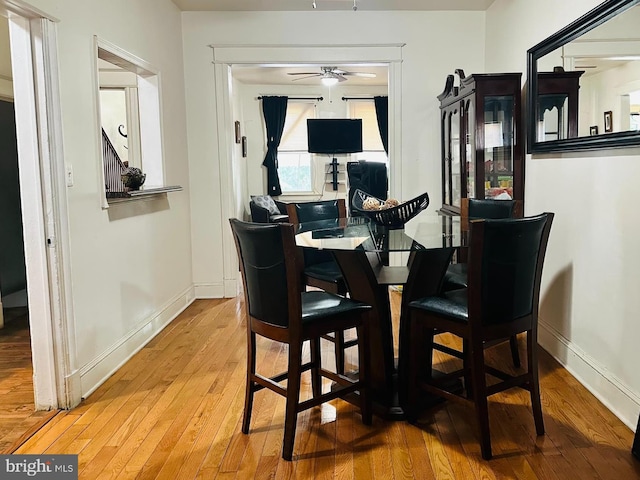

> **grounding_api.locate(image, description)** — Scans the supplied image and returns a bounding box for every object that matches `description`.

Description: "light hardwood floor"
[0,307,58,453]
[12,294,640,479]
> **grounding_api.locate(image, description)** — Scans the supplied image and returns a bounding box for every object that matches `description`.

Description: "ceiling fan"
[287,66,376,85]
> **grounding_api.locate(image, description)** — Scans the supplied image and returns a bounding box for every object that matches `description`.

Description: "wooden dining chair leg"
[356,322,372,425]
[309,337,322,399]
[242,331,257,434]
[470,337,492,460]
[334,331,346,375]
[527,329,545,435]
[509,334,521,368]
[461,338,473,398]
[283,340,304,461]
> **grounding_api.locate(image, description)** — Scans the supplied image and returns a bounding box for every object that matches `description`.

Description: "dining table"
[294,210,466,419]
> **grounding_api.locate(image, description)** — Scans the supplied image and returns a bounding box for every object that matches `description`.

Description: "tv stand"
[330,157,339,191]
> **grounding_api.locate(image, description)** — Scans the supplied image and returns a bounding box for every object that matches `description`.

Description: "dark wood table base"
[334,365,462,421]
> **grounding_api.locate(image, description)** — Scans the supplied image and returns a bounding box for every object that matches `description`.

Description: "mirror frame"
[527,0,640,153]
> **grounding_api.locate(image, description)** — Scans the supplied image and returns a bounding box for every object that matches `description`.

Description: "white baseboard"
[194,282,225,299]
[79,286,196,398]
[538,318,640,431]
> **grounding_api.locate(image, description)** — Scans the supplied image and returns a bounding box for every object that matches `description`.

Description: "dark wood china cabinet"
[438,69,524,216]
[536,68,584,142]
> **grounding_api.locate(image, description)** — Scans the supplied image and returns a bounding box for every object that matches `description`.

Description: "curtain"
[261,96,288,196]
[374,95,389,155]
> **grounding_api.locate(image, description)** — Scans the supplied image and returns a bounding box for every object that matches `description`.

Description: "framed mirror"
[527,0,640,153]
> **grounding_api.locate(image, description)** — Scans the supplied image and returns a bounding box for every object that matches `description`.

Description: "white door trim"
[6,3,78,409]
[210,43,404,295]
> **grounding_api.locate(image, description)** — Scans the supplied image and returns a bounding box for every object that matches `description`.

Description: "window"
[99,70,141,169]
[348,100,387,164]
[278,101,315,193]
[95,38,167,202]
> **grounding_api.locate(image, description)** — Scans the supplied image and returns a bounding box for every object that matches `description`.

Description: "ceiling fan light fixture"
[321,76,339,86]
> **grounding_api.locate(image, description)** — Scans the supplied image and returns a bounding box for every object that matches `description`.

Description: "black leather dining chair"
[404,213,554,459]
[286,199,356,374]
[440,198,521,367]
[442,198,516,291]
[229,219,372,461]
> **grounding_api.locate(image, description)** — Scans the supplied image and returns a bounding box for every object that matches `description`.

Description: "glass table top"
[294,211,463,253]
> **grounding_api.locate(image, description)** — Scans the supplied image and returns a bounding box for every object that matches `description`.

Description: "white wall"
[182,10,486,300]
[25,0,193,397]
[487,0,640,429]
[579,61,640,135]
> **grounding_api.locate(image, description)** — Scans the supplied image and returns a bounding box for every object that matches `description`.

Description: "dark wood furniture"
[294,214,463,418]
[440,198,521,368]
[404,213,554,459]
[438,70,524,216]
[286,199,354,374]
[536,68,584,142]
[229,219,372,461]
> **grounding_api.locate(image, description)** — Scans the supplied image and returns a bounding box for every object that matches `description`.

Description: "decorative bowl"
[351,188,430,229]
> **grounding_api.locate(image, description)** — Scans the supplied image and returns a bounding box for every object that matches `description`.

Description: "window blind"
[349,101,384,151]
[280,102,315,151]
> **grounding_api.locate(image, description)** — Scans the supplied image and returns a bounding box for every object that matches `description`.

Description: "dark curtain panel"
[374,95,389,155]
[261,96,288,196]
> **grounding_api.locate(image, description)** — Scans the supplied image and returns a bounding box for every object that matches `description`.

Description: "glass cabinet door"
[450,107,461,208]
[537,94,569,141]
[483,95,514,199]
[464,99,475,199]
[442,111,451,206]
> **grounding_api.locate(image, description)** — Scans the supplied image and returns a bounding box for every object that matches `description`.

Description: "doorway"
[0,64,42,452]
[0,0,77,427]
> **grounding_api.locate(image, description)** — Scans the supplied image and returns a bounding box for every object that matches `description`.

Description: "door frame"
[5,2,78,409]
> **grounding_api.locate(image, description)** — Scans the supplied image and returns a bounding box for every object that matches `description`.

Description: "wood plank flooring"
[0,307,58,453]
[11,295,640,479]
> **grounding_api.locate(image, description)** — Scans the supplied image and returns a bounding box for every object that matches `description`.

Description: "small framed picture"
[242,136,247,157]
[604,111,613,132]
[590,125,598,136]
[234,121,241,143]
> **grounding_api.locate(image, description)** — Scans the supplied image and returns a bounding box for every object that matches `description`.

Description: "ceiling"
[172,0,496,12]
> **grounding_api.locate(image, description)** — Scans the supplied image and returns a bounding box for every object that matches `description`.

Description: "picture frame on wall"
[604,111,613,133]
[590,125,598,136]
[234,121,241,143]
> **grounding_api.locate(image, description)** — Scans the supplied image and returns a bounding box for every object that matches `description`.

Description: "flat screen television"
[307,118,363,154]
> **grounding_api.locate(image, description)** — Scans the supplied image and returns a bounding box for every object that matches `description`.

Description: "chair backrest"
[287,200,346,267]
[467,213,554,326]
[287,199,346,224]
[229,219,301,328]
[347,161,388,216]
[467,198,515,219]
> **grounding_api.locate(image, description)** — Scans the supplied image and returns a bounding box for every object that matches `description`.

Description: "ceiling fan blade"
[337,75,348,82]
[291,74,321,81]
[342,72,376,78]
[287,72,322,76]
